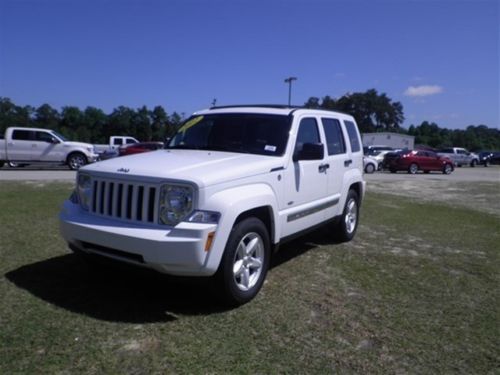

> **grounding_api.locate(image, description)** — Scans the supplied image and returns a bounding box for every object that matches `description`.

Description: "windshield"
[51,131,68,142]
[168,113,291,156]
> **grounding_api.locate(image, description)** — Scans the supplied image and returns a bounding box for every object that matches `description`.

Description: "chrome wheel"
[443,164,452,175]
[365,163,375,174]
[409,163,418,174]
[232,232,264,291]
[68,153,87,170]
[344,198,358,234]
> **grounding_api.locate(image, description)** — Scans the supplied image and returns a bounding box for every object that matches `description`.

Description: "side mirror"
[50,137,60,144]
[294,142,324,162]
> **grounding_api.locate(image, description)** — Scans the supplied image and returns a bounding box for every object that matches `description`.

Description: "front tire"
[334,190,359,243]
[67,152,87,170]
[216,217,270,306]
[470,159,477,167]
[443,163,453,175]
[408,163,418,174]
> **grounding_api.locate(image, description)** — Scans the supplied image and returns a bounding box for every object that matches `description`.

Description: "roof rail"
[209,104,302,110]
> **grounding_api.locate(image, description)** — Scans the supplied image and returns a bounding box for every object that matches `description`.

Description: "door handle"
[344,159,352,167]
[318,163,330,173]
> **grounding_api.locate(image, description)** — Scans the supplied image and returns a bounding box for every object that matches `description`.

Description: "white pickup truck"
[94,136,139,154]
[0,127,99,170]
[60,106,366,305]
[437,147,479,167]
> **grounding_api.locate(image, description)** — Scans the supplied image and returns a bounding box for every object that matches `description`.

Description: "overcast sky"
[0,0,498,129]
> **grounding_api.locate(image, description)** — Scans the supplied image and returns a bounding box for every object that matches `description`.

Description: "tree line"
[0,97,183,144]
[1,93,499,151]
[305,89,500,151]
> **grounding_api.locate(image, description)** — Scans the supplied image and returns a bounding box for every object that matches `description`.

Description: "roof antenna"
[211,98,217,107]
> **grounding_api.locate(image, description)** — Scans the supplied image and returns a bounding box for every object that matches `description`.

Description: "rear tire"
[216,217,270,306]
[364,163,375,174]
[333,190,359,243]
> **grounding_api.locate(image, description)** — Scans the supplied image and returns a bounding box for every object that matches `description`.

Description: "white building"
[362,132,414,149]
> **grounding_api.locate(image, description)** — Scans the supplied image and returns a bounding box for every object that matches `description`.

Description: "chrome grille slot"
[90,178,158,223]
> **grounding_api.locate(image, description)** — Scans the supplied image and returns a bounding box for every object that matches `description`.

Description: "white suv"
[60,106,365,305]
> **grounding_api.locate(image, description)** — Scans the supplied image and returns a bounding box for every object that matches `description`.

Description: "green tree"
[133,106,152,141]
[107,106,135,139]
[305,89,405,132]
[34,104,60,129]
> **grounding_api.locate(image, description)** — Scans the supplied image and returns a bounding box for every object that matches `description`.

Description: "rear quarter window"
[343,120,361,153]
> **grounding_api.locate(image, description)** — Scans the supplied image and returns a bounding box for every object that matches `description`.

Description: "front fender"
[201,183,279,274]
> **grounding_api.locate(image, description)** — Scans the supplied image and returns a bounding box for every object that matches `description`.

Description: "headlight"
[77,173,92,210]
[159,184,194,226]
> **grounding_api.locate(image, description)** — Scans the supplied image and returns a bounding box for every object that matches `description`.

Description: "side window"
[321,118,346,155]
[12,130,32,141]
[294,118,320,155]
[126,138,136,144]
[344,120,361,153]
[113,139,122,146]
[35,131,54,142]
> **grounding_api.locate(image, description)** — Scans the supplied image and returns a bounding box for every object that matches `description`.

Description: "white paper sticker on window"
[265,145,277,152]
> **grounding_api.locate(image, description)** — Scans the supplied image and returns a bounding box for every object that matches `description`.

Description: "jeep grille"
[90,178,159,223]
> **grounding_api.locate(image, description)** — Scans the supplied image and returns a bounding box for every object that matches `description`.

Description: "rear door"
[321,117,347,217]
[7,129,35,161]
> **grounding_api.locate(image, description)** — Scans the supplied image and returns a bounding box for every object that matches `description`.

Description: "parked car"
[437,147,479,167]
[363,156,378,173]
[363,145,393,156]
[477,151,500,166]
[372,150,393,169]
[60,105,366,305]
[490,152,500,165]
[94,136,140,154]
[384,150,454,174]
[118,142,164,156]
[0,127,99,170]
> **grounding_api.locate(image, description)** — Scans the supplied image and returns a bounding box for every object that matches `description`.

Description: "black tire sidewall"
[218,217,271,305]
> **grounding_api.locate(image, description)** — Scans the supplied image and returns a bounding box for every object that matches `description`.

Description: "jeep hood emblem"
[117,168,130,173]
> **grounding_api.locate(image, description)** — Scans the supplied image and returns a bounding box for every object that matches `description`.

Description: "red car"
[118,142,164,156]
[384,150,454,174]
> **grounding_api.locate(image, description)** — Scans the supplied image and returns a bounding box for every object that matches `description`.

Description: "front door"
[282,117,328,237]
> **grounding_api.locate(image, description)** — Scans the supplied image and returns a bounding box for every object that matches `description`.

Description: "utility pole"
[284,76,297,106]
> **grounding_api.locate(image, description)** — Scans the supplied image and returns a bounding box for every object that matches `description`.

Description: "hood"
[81,149,283,188]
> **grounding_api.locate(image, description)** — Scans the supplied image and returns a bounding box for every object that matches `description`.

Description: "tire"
[424,170,430,174]
[443,163,453,175]
[333,190,359,243]
[67,152,87,170]
[483,161,490,167]
[408,163,418,174]
[364,163,375,174]
[0,161,4,168]
[390,168,397,174]
[216,217,270,306]
[470,159,477,167]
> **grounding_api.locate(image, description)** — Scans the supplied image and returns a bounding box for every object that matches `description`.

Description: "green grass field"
[1,181,499,373]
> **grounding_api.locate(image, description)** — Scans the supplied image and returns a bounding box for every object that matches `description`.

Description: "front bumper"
[88,153,100,163]
[59,200,218,276]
